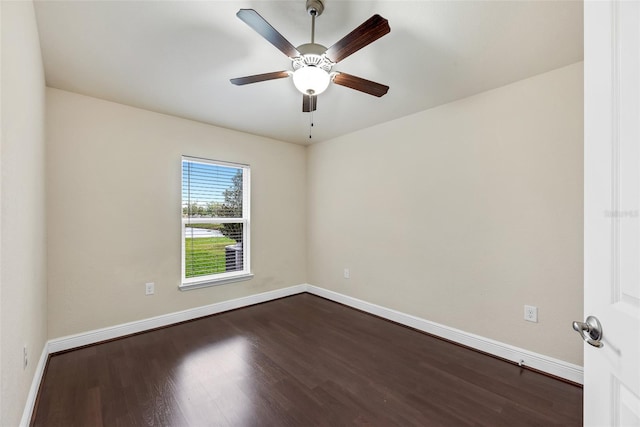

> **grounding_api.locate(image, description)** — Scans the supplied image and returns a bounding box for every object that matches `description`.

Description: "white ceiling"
[34,0,583,145]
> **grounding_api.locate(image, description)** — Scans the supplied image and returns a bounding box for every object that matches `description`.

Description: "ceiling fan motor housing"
[293,43,333,72]
[306,0,325,17]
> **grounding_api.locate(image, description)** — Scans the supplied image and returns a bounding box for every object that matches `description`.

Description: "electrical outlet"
[145,282,155,296]
[524,305,538,323]
[23,345,28,370]
[343,268,350,279]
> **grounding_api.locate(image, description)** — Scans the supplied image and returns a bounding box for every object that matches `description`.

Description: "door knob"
[572,315,604,348]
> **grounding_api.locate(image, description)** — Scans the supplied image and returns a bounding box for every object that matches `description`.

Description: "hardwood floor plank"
[32,293,582,426]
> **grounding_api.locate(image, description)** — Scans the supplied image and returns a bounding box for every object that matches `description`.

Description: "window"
[181,156,251,290]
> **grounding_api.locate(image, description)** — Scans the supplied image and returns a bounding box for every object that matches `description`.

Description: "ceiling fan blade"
[332,73,389,97]
[302,95,317,112]
[230,71,290,86]
[237,9,300,58]
[325,14,390,64]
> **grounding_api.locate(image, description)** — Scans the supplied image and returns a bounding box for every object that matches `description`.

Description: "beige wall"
[307,62,584,365]
[1,1,48,425]
[46,88,307,338]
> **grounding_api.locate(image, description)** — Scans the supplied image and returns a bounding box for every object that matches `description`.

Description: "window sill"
[179,273,254,291]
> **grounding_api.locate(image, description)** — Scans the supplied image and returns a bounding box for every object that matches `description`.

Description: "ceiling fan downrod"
[306,0,324,44]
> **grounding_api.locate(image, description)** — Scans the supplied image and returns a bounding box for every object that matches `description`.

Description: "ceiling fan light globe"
[293,66,330,96]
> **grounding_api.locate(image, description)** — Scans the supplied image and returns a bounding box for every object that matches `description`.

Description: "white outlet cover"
[524,305,538,322]
[145,282,155,295]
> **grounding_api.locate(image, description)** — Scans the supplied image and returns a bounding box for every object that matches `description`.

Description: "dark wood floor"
[32,293,582,426]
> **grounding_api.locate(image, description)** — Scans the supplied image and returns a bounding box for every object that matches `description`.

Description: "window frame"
[180,156,252,291]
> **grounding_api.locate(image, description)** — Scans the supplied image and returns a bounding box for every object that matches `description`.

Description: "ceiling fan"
[230,0,390,113]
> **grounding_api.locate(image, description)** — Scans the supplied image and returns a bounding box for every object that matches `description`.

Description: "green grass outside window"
[185,236,236,277]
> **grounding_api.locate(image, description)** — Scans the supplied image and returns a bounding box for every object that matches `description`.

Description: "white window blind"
[181,156,251,289]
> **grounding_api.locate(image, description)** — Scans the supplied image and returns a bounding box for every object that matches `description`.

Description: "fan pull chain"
[309,110,314,139]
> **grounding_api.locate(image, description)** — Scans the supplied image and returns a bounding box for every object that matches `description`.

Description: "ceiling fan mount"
[230,1,390,112]
[305,0,325,17]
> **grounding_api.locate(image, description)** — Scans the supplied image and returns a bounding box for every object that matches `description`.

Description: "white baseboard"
[20,344,49,427]
[305,285,583,385]
[48,284,307,354]
[46,283,584,383]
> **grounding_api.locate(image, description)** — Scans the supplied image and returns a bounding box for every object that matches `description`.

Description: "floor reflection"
[174,336,254,425]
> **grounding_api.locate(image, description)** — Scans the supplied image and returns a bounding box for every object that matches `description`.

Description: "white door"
[583,1,640,426]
